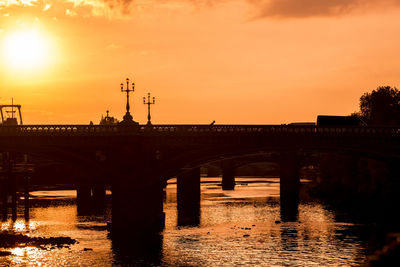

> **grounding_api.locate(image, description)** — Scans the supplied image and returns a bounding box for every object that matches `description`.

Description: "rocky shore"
[0,231,76,251]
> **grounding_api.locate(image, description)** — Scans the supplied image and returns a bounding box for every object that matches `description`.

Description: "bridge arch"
[158,142,400,181]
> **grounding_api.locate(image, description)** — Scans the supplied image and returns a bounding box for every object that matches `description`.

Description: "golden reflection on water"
[10,247,25,257]
[161,178,367,266]
[8,247,42,266]
[1,221,11,231]
[1,220,38,232]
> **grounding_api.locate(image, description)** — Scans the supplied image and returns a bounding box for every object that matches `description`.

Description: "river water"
[0,178,377,266]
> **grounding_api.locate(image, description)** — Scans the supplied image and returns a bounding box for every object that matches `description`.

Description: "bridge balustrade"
[0,124,399,137]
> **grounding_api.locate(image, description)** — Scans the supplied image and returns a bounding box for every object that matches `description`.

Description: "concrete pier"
[279,152,300,222]
[177,168,201,226]
[76,181,92,215]
[222,161,235,190]
[76,175,108,214]
[112,175,165,233]
[92,182,106,204]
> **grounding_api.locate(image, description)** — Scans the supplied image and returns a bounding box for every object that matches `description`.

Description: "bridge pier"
[76,181,92,215]
[76,174,108,214]
[112,176,165,233]
[222,161,235,190]
[177,168,201,226]
[23,174,30,220]
[76,183,92,203]
[92,182,106,205]
[1,175,7,220]
[0,173,18,221]
[280,152,300,222]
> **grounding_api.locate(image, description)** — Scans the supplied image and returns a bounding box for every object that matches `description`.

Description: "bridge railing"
[0,124,399,136]
[0,125,118,134]
[0,124,400,136]
[150,125,400,135]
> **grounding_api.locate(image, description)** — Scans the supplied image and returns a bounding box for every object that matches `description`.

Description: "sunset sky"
[1,0,400,124]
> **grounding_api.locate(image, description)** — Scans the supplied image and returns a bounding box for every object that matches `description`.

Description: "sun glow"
[2,29,52,71]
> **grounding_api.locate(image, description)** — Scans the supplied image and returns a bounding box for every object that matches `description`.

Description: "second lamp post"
[143,93,155,125]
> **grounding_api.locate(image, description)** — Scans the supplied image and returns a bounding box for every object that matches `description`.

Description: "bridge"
[1,124,400,232]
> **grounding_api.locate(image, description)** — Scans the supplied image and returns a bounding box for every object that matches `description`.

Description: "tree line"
[353,85,400,126]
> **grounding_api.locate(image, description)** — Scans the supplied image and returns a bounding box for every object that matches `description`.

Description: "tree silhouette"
[357,86,400,126]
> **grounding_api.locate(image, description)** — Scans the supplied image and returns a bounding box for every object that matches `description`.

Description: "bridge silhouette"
[1,124,400,232]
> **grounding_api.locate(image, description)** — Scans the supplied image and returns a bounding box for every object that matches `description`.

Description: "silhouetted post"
[24,173,30,220]
[4,152,18,221]
[222,161,235,190]
[177,168,201,226]
[279,152,300,222]
[120,78,138,125]
[1,152,10,220]
[143,93,155,125]
[10,172,17,221]
[1,175,7,220]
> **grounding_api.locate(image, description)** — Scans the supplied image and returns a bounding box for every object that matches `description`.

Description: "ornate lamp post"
[120,78,138,124]
[143,92,155,125]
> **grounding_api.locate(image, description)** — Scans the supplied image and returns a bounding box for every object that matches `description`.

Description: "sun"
[2,29,51,70]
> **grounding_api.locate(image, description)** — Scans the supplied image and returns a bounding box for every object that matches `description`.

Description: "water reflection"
[111,232,163,266]
[280,227,299,252]
[280,197,299,222]
[177,204,200,226]
[0,178,374,266]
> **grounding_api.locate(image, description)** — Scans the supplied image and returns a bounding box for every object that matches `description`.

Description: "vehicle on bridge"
[288,122,315,126]
[316,115,366,126]
[0,99,23,125]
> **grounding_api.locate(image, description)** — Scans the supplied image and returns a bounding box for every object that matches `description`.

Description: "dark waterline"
[0,178,376,266]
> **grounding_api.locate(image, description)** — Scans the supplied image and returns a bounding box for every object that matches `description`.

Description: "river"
[0,178,379,266]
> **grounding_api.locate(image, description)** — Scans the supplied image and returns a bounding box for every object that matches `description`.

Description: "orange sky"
[1,0,400,124]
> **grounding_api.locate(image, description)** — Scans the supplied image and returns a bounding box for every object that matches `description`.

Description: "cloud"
[0,0,37,7]
[0,0,123,18]
[102,0,400,18]
[250,0,400,18]
[2,0,400,19]
[0,0,233,18]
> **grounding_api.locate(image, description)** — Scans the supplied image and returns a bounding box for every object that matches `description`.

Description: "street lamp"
[120,77,137,124]
[143,92,155,125]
